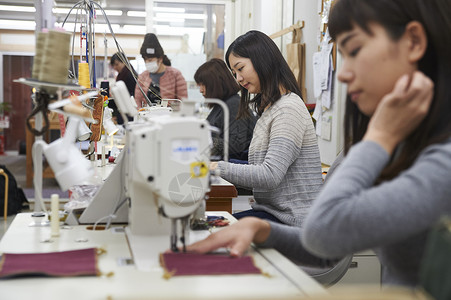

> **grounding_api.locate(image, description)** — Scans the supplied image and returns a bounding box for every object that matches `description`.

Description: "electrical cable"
[26,90,51,136]
[60,0,168,107]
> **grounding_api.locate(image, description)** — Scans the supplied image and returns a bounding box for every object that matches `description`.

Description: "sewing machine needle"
[180,217,187,253]
[171,219,178,252]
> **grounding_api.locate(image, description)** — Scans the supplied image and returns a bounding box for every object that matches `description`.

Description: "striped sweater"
[218,93,323,227]
[134,67,188,108]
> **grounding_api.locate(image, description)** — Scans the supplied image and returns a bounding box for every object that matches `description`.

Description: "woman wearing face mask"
[187,0,451,289]
[208,31,323,227]
[134,33,188,108]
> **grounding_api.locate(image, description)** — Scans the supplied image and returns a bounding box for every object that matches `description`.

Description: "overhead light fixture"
[53,8,71,14]
[0,19,35,30]
[52,8,122,16]
[154,7,186,13]
[127,11,146,17]
[156,12,206,20]
[127,7,186,18]
[0,5,35,12]
[104,10,123,16]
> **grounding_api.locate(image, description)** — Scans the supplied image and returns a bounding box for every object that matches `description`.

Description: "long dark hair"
[329,0,451,180]
[225,30,303,118]
[110,52,137,77]
[194,58,240,107]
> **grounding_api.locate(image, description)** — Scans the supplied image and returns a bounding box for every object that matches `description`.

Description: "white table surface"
[0,212,326,300]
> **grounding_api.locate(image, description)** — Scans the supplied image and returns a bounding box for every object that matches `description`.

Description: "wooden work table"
[206,176,237,213]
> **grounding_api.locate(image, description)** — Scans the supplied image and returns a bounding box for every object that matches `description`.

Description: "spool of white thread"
[39,29,71,93]
[51,194,60,237]
[101,145,106,166]
[32,31,48,79]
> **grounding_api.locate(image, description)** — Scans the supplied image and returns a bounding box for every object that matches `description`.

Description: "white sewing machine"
[76,81,211,270]
[125,112,211,269]
[136,105,173,120]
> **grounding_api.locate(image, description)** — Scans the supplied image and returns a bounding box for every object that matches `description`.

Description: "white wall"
[292,0,319,105]
[232,0,293,40]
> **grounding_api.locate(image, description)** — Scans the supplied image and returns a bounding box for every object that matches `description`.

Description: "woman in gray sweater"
[187,0,451,288]
[210,31,323,227]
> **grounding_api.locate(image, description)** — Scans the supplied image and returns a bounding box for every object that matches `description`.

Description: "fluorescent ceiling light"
[104,10,123,16]
[53,8,71,14]
[0,5,35,12]
[127,7,188,18]
[0,19,35,30]
[156,13,206,20]
[127,11,146,17]
[53,8,122,16]
[154,7,185,13]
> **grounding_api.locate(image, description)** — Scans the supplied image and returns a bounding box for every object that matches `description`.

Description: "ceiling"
[0,1,209,29]
[2,0,147,11]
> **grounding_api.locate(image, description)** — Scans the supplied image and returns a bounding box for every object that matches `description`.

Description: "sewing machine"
[125,112,211,268]
[136,105,173,120]
[73,81,211,270]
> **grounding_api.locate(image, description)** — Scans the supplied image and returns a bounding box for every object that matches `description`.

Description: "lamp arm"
[32,140,48,214]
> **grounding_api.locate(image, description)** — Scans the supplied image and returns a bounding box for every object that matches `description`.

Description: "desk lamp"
[31,117,94,225]
[103,107,119,136]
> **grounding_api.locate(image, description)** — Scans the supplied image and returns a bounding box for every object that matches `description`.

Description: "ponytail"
[162,55,171,66]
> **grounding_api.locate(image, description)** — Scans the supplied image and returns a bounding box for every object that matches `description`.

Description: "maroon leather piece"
[160,252,262,277]
[0,248,99,278]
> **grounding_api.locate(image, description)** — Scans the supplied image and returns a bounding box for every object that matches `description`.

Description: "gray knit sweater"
[218,93,323,227]
[262,139,451,287]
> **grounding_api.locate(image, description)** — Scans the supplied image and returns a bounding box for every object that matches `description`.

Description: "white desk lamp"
[103,107,119,136]
[32,117,94,224]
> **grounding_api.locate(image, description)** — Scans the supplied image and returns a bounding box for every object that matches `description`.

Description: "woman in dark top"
[110,52,137,123]
[194,58,257,161]
[111,52,136,97]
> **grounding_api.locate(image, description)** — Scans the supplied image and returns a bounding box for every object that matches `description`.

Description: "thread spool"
[51,194,60,237]
[39,29,71,93]
[32,31,48,79]
[78,62,90,89]
[101,145,106,166]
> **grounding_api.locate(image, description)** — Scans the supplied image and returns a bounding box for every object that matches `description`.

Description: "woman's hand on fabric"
[364,71,434,154]
[185,217,271,257]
